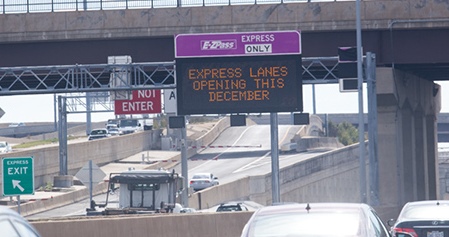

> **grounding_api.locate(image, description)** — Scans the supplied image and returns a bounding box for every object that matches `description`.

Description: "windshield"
[248,211,361,237]
[402,204,449,219]
[0,143,6,148]
[91,130,107,135]
[192,174,210,179]
[120,119,138,127]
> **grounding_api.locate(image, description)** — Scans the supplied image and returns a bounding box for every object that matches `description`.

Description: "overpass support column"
[376,68,440,220]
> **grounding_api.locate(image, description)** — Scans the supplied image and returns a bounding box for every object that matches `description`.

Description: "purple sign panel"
[175,31,301,58]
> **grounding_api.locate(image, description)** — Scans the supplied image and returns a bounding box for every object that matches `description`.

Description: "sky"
[1,81,449,123]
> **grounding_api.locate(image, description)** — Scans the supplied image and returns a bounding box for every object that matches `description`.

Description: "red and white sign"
[114,90,161,115]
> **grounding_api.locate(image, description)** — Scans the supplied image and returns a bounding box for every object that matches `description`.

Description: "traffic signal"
[338,47,358,92]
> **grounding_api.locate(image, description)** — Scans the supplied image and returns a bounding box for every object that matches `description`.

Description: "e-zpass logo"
[201,40,237,50]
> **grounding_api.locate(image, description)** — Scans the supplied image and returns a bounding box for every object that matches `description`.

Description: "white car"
[88,128,111,141]
[108,127,120,136]
[189,173,219,192]
[0,141,12,153]
[8,122,25,127]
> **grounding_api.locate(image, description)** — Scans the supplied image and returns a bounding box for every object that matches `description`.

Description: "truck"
[87,169,185,215]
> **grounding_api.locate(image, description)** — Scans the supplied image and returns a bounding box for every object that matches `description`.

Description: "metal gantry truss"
[0,61,176,96]
[0,56,340,105]
[302,56,340,84]
[0,56,344,116]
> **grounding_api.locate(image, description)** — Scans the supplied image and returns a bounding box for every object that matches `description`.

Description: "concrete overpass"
[0,0,446,218]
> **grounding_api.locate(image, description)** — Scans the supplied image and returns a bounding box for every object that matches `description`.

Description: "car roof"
[220,202,242,206]
[404,200,449,206]
[193,172,212,175]
[191,172,213,178]
[253,202,369,216]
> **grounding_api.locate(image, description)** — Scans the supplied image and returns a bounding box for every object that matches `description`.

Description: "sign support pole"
[180,119,189,207]
[270,113,280,204]
[17,195,20,214]
[89,160,93,209]
[356,0,367,203]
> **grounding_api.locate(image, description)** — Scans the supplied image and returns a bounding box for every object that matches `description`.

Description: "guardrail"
[1,0,342,14]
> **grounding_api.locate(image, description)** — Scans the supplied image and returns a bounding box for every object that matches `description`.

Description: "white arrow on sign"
[12,180,24,192]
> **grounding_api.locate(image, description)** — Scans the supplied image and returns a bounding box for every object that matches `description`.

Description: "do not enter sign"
[114,90,162,115]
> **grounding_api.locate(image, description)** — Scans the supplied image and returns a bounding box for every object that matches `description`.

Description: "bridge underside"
[1,28,449,82]
[376,67,440,218]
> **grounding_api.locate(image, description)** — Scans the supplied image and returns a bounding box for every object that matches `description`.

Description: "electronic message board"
[176,55,302,115]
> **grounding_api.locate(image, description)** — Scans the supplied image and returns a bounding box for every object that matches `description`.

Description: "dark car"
[389,200,449,237]
[240,202,391,237]
[0,206,42,237]
[216,202,248,212]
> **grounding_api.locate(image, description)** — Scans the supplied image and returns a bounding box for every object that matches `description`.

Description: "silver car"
[189,173,219,192]
[241,202,391,237]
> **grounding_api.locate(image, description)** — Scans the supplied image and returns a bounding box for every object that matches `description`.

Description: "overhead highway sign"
[175,31,302,115]
[114,89,162,115]
[175,31,301,58]
[176,55,302,115]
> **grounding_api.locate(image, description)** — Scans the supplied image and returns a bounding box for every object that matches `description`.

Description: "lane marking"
[190,125,256,172]
[232,126,300,173]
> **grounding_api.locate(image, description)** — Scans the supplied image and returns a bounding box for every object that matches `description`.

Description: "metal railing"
[1,0,340,14]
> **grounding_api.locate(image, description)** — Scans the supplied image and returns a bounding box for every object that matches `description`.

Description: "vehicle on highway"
[106,123,118,131]
[0,141,11,153]
[8,122,25,127]
[108,127,120,136]
[189,172,219,192]
[240,202,390,237]
[389,200,449,237]
[0,206,42,237]
[88,128,111,141]
[88,169,185,215]
[118,118,142,134]
[106,124,120,136]
[216,202,248,212]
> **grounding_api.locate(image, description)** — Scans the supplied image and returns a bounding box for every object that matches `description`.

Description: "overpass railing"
[1,0,341,14]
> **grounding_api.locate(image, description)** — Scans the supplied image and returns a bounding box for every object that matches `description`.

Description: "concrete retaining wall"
[189,142,368,209]
[31,212,254,237]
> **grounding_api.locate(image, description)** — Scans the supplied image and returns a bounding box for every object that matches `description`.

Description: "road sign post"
[2,157,34,196]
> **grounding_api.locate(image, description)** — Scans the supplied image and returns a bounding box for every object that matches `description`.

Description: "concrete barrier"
[31,211,254,237]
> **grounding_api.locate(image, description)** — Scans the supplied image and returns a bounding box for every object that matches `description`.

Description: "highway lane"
[176,124,329,185]
[26,124,332,218]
